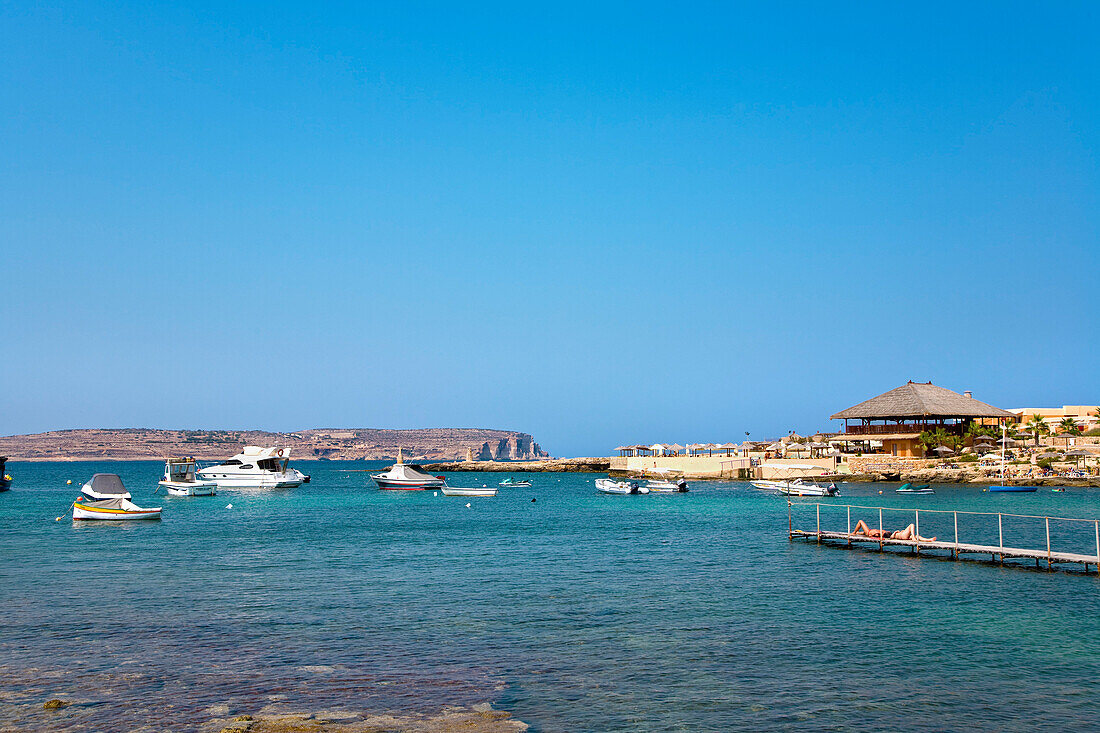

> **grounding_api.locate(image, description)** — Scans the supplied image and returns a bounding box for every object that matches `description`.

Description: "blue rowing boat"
[988,485,1038,493]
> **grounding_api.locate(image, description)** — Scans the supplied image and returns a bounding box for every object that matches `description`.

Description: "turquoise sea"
[3,461,1100,731]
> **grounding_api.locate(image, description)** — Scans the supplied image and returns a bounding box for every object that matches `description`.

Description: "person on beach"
[851,519,936,542]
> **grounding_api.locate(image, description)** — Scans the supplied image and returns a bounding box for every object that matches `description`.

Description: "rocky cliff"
[0,427,549,462]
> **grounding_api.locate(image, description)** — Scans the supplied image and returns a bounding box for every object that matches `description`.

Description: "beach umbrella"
[766,442,783,451]
[933,446,954,454]
[1064,449,1091,457]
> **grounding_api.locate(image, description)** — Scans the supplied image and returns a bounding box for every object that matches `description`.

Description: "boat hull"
[195,473,304,489]
[371,475,445,490]
[441,487,497,497]
[988,485,1039,493]
[159,480,217,497]
[73,502,162,521]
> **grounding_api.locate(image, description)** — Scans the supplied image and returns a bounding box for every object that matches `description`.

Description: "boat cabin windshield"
[218,459,243,467]
[167,462,197,481]
[257,458,288,473]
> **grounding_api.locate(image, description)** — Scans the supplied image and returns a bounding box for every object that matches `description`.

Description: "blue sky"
[2,1,1097,455]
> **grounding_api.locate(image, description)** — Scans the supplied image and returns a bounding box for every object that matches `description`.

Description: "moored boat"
[371,448,445,490]
[896,483,934,495]
[197,446,309,489]
[988,485,1038,493]
[441,485,498,497]
[72,474,161,520]
[159,457,217,496]
[595,479,649,495]
[646,477,689,493]
[499,477,532,488]
[753,478,839,497]
[0,456,10,491]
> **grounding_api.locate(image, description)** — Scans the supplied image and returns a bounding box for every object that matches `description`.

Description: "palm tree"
[1026,414,1050,446]
[1058,417,1079,435]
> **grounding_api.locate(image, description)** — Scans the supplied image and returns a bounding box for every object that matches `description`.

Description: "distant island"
[0,428,549,462]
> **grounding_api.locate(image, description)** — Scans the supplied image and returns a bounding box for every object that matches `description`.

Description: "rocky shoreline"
[0,427,548,462]
[833,469,1100,487]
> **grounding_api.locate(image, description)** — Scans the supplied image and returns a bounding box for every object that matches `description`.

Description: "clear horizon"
[2,2,1098,456]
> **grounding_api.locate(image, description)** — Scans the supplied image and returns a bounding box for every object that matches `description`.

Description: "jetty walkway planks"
[788,503,1100,574]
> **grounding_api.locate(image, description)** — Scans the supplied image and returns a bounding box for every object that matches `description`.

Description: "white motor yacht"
[159,458,217,496]
[197,446,310,489]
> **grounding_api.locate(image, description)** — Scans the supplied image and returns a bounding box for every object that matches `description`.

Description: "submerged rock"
[42,699,69,710]
[205,705,527,733]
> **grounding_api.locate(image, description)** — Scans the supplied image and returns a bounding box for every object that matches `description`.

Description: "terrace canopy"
[830,381,1014,458]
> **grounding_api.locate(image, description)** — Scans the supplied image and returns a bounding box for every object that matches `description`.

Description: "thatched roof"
[831,381,1014,420]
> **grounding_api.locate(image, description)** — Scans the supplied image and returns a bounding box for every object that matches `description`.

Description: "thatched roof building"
[830,381,1013,458]
[832,381,1013,421]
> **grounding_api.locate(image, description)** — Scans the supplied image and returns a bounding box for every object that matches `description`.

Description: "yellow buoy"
[66,480,72,485]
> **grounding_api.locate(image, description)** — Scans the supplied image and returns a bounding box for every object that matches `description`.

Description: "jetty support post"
[953,511,959,559]
[998,513,1003,565]
[878,508,883,552]
[914,510,920,555]
[1095,520,1099,574]
[787,500,792,541]
[847,506,851,547]
[1046,517,1052,571]
[816,504,821,544]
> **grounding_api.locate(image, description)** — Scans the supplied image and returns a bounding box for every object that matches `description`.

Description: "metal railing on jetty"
[788,502,1100,574]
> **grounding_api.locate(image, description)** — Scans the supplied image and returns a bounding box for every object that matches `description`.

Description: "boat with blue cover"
[896,483,934,495]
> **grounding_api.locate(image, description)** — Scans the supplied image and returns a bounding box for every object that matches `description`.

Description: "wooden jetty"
[788,502,1100,574]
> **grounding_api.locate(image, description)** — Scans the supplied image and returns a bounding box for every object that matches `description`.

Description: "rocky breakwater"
[423,457,611,473]
[852,466,1100,487]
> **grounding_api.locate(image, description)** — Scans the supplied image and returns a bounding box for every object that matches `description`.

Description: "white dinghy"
[441,485,498,497]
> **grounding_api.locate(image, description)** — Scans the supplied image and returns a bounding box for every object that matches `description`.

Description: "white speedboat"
[499,478,532,488]
[197,446,309,489]
[158,458,217,496]
[73,474,161,520]
[595,479,649,495]
[441,485,497,497]
[752,478,839,497]
[371,449,445,490]
[646,478,689,493]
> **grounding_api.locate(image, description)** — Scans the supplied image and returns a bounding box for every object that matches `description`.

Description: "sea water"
[2,461,1099,731]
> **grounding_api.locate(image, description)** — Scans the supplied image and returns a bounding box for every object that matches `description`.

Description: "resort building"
[830,381,1015,457]
[1007,406,1100,433]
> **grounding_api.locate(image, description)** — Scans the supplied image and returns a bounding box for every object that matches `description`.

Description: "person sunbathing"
[851,519,935,542]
